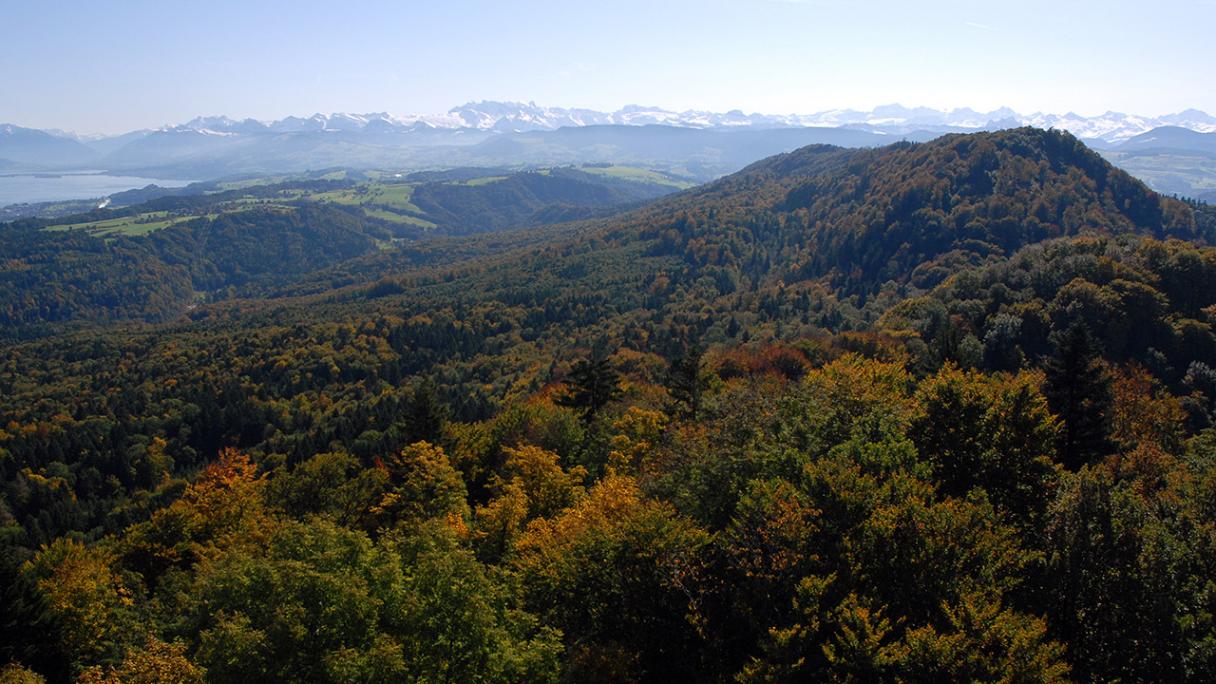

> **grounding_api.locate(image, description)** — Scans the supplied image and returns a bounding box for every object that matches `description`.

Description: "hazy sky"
[3,0,1213,134]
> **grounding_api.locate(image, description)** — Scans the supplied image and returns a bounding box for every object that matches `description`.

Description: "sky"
[2,0,1213,135]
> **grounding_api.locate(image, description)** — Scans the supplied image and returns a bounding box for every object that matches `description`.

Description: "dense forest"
[3,128,1216,682]
[0,205,399,332]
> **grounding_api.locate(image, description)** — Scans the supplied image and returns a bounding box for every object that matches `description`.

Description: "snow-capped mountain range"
[153,101,1216,144]
[4,101,1216,199]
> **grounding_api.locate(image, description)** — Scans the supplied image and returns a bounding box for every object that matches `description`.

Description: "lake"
[0,171,196,206]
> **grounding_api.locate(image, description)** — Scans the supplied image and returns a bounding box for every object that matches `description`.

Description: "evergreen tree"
[665,344,708,420]
[0,557,68,683]
[1044,324,1114,469]
[404,378,448,443]
[557,351,622,422]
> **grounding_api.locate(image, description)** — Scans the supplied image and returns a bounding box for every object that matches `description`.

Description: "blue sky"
[2,0,1213,134]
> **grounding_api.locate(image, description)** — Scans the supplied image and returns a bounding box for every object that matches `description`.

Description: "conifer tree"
[665,345,708,420]
[558,351,622,422]
[404,378,448,443]
[1044,324,1114,469]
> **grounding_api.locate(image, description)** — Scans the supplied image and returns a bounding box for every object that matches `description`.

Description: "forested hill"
[594,126,1207,296]
[5,127,1214,484]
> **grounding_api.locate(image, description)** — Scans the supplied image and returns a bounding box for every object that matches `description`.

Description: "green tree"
[665,345,709,420]
[557,352,622,422]
[395,525,563,684]
[1044,324,1114,469]
[21,538,136,675]
[911,367,1059,533]
[900,591,1069,682]
[266,451,389,530]
[514,476,710,681]
[404,378,449,444]
[1043,470,1169,681]
[77,637,204,684]
[0,558,67,683]
[372,442,469,528]
[186,519,560,684]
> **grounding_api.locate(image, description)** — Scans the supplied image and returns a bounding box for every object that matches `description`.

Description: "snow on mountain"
[1159,109,1216,132]
[175,116,269,135]
[85,102,1216,145]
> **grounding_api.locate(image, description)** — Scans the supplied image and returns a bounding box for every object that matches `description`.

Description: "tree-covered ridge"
[618,127,1206,297]
[3,130,1213,539]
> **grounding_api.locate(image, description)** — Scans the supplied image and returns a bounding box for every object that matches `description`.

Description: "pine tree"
[1044,324,1114,469]
[558,351,622,422]
[404,378,448,443]
[665,345,708,420]
[0,556,69,683]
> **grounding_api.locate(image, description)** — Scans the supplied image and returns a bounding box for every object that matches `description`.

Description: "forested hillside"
[0,205,398,333]
[0,166,680,336]
[3,128,1216,683]
[408,166,682,233]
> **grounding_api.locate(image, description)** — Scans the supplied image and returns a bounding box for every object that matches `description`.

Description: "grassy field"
[43,181,436,237]
[362,207,437,228]
[461,175,508,186]
[577,165,697,189]
[313,183,425,214]
[1102,151,1216,196]
[213,175,294,191]
[45,211,198,237]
